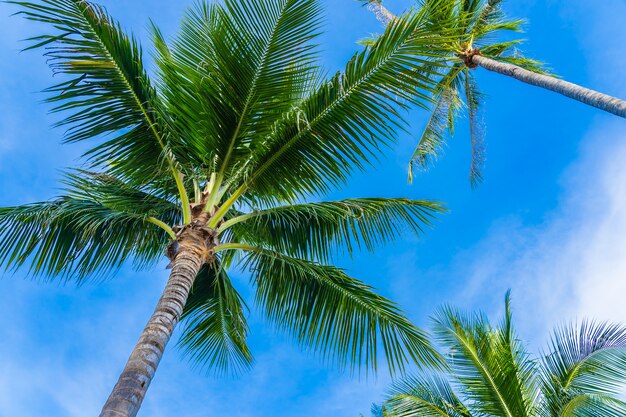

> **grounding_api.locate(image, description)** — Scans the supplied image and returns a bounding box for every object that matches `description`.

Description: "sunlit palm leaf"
[223,198,443,262]
[373,294,626,417]
[179,263,253,375]
[433,292,537,417]
[559,394,626,417]
[10,0,174,185]
[153,0,322,180]
[220,245,442,374]
[231,3,453,204]
[384,374,473,417]
[541,321,626,416]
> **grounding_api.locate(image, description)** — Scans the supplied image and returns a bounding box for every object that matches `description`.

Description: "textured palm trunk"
[99,249,203,417]
[366,0,394,26]
[471,55,626,118]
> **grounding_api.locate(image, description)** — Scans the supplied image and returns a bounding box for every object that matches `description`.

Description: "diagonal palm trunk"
[365,0,394,25]
[100,247,205,417]
[366,1,626,119]
[469,54,626,118]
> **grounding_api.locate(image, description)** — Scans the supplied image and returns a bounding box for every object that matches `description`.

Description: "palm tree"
[373,292,626,417]
[363,0,626,185]
[1,0,457,416]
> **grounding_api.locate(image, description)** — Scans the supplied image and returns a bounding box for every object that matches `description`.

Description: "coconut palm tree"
[1,0,458,416]
[373,292,626,417]
[364,0,626,185]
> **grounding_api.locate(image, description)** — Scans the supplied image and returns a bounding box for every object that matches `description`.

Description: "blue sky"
[1,0,626,416]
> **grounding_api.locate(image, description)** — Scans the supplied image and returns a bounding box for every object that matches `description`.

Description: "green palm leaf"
[433,292,537,417]
[370,403,389,417]
[372,293,626,417]
[541,321,626,416]
[408,65,464,181]
[152,0,322,191]
[0,171,177,280]
[221,3,454,207]
[217,244,442,374]
[10,0,176,185]
[558,394,626,417]
[63,170,180,219]
[463,70,485,187]
[221,198,443,262]
[0,200,165,281]
[384,374,473,417]
[178,263,253,375]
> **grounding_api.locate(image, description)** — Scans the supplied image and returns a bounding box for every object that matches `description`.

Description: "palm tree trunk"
[470,55,626,118]
[365,1,626,119]
[100,249,203,417]
[366,0,394,26]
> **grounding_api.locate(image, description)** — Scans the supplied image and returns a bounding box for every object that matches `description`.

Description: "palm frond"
[464,70,485,188]
[178,262,253,375]
[227,2,454,205]
[408,64,464,181]
[364,0,546,187]
[559,394,626,417]
[10,0,175,185]
[370,403,389,417]
[63,170,180,220]
[384,374,473,417]
[0,199,168,282]
[153,0,322,185]
[541,321,626,416]
[218,244,442,375]
[0,170,177,281]
[433,292,536,417]
[221,198,444,262]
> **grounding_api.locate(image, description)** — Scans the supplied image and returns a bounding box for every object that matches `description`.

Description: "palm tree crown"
[365,0,626,186]
[374,292,626,417]
[364,0,544,186]
[1,0,459,415]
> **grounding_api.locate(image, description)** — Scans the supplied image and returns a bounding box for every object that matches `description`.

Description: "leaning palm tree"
[1,0,458,416]
[364,0,626,185]
[373,292,626,417]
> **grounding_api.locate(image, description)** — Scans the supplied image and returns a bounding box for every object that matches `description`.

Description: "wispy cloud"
[446,120,626,339]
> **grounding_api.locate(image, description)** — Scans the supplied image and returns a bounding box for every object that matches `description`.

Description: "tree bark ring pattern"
[100,248,205,417]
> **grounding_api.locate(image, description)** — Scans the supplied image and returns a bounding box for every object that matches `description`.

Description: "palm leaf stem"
[215,243,256,253]
[217,213,255,233]
[146,216,176,239]
[207,44,423,228]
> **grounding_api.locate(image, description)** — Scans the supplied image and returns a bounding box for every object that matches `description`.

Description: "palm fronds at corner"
[373,292,626,417]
